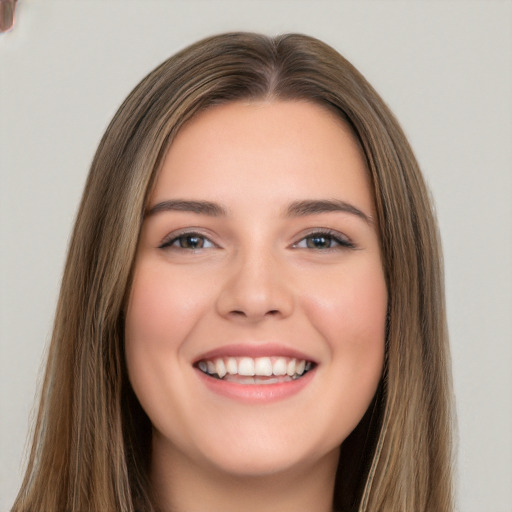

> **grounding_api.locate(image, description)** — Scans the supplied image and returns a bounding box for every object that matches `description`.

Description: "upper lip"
[193,343,318,364]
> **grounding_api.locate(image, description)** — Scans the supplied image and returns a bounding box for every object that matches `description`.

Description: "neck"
[150,440,339,512]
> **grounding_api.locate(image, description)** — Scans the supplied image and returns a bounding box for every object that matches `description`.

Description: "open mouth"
[195,356,315,384]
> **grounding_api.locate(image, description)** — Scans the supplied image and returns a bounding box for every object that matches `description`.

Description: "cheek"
[124,267,176,403]
[123,262,217,438]
[304,259,387,386]
[123,263,210,404]
[304,263,387,441]
[125,263,209,351]
[307,258,387,333]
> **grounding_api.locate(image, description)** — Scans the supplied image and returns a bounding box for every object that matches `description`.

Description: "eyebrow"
[146,200,227,217]
[285,199,373,225]
[146,198,373,225]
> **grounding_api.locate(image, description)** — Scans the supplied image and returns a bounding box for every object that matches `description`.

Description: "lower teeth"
[223,375,291,384]
[204,369,310,382]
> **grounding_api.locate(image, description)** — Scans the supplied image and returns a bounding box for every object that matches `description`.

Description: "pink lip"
[196,366,316,403]
[193,343,317,363]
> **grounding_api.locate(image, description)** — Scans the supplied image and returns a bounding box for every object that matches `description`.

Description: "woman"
[12,32,453,512]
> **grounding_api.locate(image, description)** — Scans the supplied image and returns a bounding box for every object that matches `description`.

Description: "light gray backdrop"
[1,1,511,511]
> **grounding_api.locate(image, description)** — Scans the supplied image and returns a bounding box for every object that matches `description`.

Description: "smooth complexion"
[125,101,388,512]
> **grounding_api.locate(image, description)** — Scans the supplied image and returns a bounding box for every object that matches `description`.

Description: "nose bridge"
[216,241,294,321]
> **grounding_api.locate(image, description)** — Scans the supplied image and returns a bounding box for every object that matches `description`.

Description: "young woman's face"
[125,101,387,479]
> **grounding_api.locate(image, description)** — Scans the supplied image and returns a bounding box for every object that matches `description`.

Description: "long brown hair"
[12,32,453,512]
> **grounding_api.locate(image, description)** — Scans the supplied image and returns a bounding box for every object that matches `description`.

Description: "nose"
[215,249,295,322]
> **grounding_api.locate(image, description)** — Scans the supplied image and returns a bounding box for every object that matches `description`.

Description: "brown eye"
[177,235,205,249]
[159,232,215,250]
[294,230,354,250]
[306,235,334,249]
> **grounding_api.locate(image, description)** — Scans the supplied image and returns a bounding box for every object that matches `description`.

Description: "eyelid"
[157,227,355,251]
[158,229,218,250]
[291,228,355,250]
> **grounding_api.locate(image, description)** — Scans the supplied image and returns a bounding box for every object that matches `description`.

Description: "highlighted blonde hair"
[12,32,453,512]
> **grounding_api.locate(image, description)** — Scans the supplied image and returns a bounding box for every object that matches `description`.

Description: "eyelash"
[158,229,355,251]
[158,231,215,250]
[292,229,355,251]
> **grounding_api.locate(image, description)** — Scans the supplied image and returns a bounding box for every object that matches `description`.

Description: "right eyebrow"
[146,199,228,218]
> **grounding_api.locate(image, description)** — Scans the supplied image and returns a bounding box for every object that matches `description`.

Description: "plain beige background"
[1,1,511,511]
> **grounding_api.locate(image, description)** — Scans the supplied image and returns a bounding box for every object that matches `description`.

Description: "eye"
[293,230,354,250]
[159,232,215,250]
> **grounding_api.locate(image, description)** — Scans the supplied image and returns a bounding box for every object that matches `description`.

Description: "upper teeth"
[197,356,311,379]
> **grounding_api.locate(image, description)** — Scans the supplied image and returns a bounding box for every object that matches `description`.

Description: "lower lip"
[196,369,315,403]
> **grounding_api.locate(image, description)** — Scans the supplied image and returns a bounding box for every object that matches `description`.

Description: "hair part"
[12,32,453,512]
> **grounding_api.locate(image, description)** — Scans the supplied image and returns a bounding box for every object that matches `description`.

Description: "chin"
[181,427,340,480]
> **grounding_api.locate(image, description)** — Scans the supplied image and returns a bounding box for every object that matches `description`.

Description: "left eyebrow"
[285,199,374,225]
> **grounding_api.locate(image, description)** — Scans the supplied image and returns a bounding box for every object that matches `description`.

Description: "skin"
[125,100,388,512]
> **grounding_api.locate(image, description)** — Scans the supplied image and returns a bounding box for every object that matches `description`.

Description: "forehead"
[152,100,373,215]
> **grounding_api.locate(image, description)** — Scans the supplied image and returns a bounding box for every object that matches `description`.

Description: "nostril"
[228,308,280,319]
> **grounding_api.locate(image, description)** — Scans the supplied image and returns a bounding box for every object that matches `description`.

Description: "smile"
[196,356,314,384]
